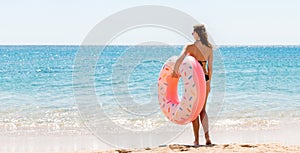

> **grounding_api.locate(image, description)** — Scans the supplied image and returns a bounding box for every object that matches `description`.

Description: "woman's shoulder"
[187,43,195,46]
[201,43,213,53]
[183,43,196,51]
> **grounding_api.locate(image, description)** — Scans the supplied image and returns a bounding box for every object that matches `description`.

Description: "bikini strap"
[193,44,206,61]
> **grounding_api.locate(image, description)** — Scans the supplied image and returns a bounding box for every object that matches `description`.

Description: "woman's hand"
[172,70,179,78]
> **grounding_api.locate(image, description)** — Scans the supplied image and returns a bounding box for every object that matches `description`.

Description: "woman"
[172,24,213,145]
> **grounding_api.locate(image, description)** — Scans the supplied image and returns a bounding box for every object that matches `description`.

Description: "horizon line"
[0,44,299,47]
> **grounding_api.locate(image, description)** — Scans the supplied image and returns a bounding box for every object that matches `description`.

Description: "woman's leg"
[192,116,200,145]
[200,83,211,144]
[192,81,211,145]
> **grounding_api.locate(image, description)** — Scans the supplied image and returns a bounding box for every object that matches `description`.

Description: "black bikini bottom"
[198,61,209,81]
[205,74,209,81]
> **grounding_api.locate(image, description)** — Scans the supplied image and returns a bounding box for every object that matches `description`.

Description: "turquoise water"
[0,45,299,134]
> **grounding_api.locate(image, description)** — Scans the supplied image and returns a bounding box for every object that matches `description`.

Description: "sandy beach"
[1,120,299,152]
[73,144,300,153]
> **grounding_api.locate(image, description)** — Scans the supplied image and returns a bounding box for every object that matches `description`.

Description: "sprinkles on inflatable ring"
[158,56,206,125]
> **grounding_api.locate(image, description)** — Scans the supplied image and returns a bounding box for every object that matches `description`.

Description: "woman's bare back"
[186,42,212,75]
[186,43,212,61]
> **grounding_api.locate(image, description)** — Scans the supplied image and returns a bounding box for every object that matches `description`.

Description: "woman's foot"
[206,139,212,145]
[193,140,199,146]
[205,133,211,145]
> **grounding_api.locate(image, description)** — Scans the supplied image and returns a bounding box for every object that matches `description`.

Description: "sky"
[0,0,299,45]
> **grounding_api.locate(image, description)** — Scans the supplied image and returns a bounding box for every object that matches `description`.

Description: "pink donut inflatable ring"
[158,56,206,125]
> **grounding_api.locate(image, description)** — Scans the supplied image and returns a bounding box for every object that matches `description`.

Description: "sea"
[0,45,299,150]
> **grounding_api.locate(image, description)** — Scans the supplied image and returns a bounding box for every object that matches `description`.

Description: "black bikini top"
[198,60,207,67]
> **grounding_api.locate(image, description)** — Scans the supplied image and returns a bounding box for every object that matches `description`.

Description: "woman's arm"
[172,45,189,77]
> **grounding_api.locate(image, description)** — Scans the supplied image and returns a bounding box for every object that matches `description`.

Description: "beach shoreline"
[1,123,300,152]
